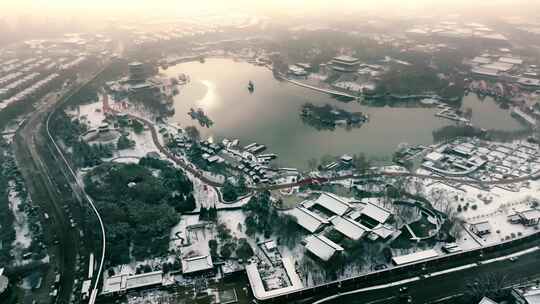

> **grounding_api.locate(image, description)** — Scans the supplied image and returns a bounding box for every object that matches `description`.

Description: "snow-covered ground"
[421,171,540,249]
[75,101,106,129]
[8,180,32,263]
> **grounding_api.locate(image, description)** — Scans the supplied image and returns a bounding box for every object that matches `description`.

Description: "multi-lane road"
[15,65,109,304]
[314,247,540,304]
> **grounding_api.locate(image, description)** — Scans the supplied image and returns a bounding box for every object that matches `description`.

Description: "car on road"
[509,256,518,262]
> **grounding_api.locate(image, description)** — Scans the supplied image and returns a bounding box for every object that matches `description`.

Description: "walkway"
[278,74,359,99]
[124,113,540,192]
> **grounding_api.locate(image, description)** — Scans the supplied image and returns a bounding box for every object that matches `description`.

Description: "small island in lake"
[300,102,369,131]
[188,107,214,128]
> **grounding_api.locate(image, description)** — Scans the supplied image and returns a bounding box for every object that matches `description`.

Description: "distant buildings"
[128,62,146,83]
[288,65,308,77]
[330,55,361,73]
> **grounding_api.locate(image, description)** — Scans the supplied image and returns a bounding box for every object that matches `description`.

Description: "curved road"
[46,105,106,304]
[127,113,540,191]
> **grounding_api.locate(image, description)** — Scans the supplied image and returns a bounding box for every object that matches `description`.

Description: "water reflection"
[196,80,220,110]
[164,58,523,169]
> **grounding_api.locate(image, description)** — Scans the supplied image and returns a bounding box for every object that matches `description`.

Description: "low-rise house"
[518,209,540,226]
[511,286,540,303]
[471,221,492,236]
[101,270,163,295]
[181,255,214,276]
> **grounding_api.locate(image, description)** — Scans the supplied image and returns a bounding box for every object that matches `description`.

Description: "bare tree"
[465,273,509,302]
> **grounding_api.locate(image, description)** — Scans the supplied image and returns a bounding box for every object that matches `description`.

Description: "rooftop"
[101,270,163,295]
[392,249,439,265]
[499,57,523,65]
[181,255,214,274]
[290,206,328,233]
[360,202,392,224]
[471,57,491,65]
[519,209,540,221]
[478,297,498,304]
[304,234,344,261]
[472,221,492,232]
[332,55,360,63]
[313,192,353,216]
[472,67,499,77]
[330,216,370,240]
[481,62,514,72]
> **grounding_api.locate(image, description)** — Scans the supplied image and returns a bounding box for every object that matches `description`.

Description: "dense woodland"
[84,157,196,265]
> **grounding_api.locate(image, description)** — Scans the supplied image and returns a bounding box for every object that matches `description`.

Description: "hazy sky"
[2,0,539,20]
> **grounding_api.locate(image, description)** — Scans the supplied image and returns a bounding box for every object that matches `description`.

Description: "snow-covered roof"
[330,216,370,240]
[332,55,360,63]
[425,151,445,162]
[481,62,514,72]
[472,221,492,232]
[471,56,491,65]
[392,249,439,265]
[101,270,163,294]
[0,275,8,294]
[360,202,392,224]
[472,67,499,77]
[499,57,523,65]
[304,234,343,261]
[519,209,540,221]
[246,257,304,300]
[371,224,396,239]
[517,77,540,87]
[478,297,498,304]
[265,240,277,251]
[181,255,213,274]
[313,192,353,216]
[290,206,328,233]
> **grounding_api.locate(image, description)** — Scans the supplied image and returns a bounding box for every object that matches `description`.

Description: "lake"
[164,58,523,169]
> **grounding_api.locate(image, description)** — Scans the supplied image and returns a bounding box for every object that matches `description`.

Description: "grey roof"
[182,255,214,274]
[360,202,392,224]
[304,234,343,261]
[313,192,352,216]
[290,206,328,233]
[330,216,370,240]
[472,221,492,232]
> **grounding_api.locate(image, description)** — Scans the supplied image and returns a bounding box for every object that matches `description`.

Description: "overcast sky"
[2,0,539,20]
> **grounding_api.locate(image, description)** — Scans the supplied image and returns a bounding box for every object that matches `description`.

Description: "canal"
[164,58,523,169]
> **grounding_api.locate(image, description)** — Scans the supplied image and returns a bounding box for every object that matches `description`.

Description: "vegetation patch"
[84,157,195,265]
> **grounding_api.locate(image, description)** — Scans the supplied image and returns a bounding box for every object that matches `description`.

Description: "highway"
[15,91,81,304]
[45,93,106,304]
[15,64,109,304]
